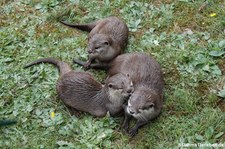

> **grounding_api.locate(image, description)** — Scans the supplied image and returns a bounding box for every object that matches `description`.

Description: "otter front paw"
[83,65,90,70]
[83,63,91,70]
[128,128,138,137]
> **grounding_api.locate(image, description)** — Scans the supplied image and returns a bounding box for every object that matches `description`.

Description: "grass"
[0,0,225,148]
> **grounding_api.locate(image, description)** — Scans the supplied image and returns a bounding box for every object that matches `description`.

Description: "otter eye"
[108,83,113,88]
[142,104,154,110]
[142,107,149,110]
[149,104,154,108]
[95,46,100,50]
[104,41,109,45]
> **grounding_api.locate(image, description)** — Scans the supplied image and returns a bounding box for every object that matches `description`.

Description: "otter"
[24,58,134,117]
[60,16,129,69]
[74,53,164,136]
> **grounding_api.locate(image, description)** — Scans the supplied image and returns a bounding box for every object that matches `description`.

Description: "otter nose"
[127,88,134,96]
[128,108,135,115]
[127,88,133,94]
[129,110,135,115]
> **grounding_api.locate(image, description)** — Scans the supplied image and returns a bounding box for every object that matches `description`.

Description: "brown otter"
[24,58,134,117]
[74,53,164,136]
[60,16,129,69]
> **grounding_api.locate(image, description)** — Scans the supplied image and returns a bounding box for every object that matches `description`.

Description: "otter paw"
[83,63,90,70]
[128,128,138,137]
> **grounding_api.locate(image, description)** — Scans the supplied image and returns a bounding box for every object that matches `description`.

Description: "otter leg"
[82,53,96,69]
[121,106,132,132]
[83,59,93,69]
[73,58,93,70]
[121,114,132,132]
[73,59,86,66]
[73,59,109,70]
[129,120,148,137]
[67,107,82,117]
[92,108,107,118]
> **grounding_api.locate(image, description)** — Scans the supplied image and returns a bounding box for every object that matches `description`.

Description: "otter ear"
[126,73,130,78]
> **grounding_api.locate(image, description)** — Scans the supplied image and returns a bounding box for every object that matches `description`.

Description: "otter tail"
[60,20,96,32]
[24,58,71,76]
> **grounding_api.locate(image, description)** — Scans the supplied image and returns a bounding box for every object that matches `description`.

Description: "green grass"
[1,0,225,148]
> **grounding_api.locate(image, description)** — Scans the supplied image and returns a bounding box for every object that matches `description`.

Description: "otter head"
[105,73,134,106]
[88,34,116,62]
[126,87,162,122]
